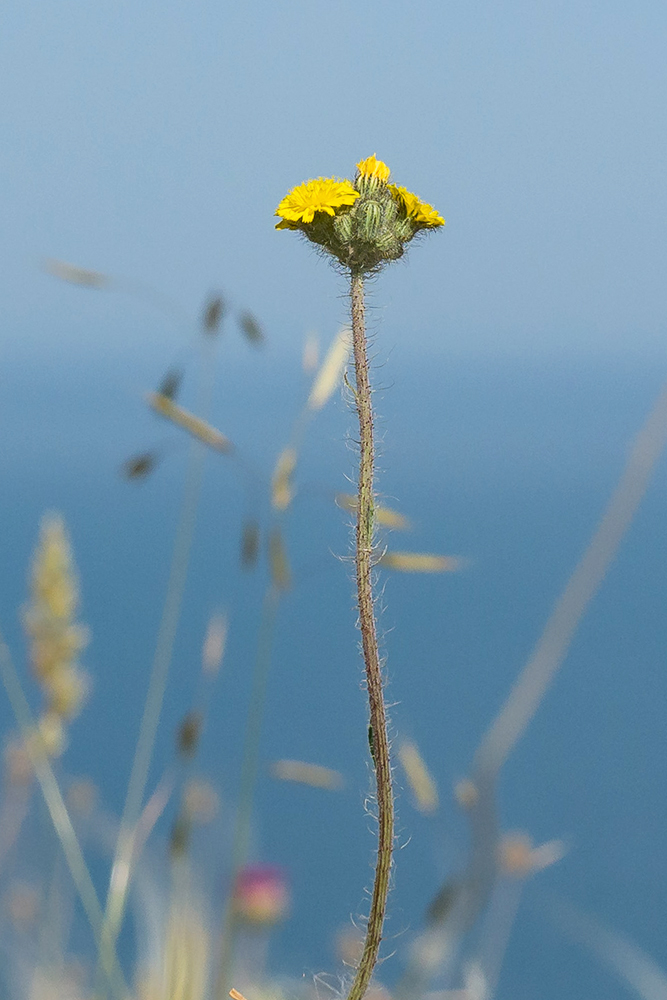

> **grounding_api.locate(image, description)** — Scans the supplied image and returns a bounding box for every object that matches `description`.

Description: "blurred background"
[1,1,667,997]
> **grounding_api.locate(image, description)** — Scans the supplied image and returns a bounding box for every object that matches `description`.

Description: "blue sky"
[2,0,667,356]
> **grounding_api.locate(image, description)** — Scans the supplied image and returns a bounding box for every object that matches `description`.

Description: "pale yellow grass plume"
[43,258,110,289]
[270,759,344,790]
[202,612,228,677]
[378,552,465,573]
[147,392,234,453]
[398,741,439,814]
[271,448,298,511]
[337,493,411,531]
[307,328,351,411]
[23,515,90,756]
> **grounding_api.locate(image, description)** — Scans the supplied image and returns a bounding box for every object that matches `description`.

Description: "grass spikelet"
[202,295,225,334]
[229,990,249,1000]
[147,393,234,453]
[336,493,411,530]
[268,529,291,591]
[176,710,204,759]
[238,311,264,346]
[378,552,464,573]
[270,759,345,790]
[240,521,260,568]
[43,258,110,288]
[122,452,159,481]
[307,327,351,411]
[271,447,298,511]
[398,741,438,814]
[158,368,185,402]
[202,612,228,677]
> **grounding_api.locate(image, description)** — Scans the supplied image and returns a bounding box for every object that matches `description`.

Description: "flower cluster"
[275,155,444,274]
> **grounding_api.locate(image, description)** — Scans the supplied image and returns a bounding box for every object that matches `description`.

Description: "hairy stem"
[346,272,394,1000]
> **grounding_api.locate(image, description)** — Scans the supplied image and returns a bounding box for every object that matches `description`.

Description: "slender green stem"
[215,583,281,1000]
[0,630,127,1000]
[346,272,394,1000]
[98,337,216,981]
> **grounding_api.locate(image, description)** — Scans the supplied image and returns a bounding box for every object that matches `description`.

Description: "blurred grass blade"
[121,451,159,481]
[158,367,184,401]
[202,612,228,677]
[551,899,667,1000]
[238,311,264,346]
[268,529,291,591]
[398,741,438,813]
[202,295,226,334]
[148,392,233,453]
[43,258,110,289]
[337,493,411,530]
[378,552,464,573]
[271,447,297,511]
[270,759,344,790]
[307,328,351,411]
[240,520,260,568]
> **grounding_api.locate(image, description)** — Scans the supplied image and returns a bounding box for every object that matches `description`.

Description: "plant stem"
[215,583,281,1000]
[0,629,127,1000]
[98,336,216,986]
[346,272,394,1000]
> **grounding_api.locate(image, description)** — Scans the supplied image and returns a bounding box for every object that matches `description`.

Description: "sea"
[1,328,666,1000]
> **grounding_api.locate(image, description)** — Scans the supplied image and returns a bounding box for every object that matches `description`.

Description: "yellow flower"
[389,184,445,228]
[275,177,359,227]
[356,154,391,183]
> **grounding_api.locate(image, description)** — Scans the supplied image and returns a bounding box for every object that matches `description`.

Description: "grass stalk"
[215,582,281,1000]
[0,628,127,1000]
[345,272,394,1000]
[98,335,217,979]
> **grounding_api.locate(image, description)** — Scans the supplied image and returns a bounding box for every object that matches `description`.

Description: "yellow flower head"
[276,159,444,273]
[275,178,359,228]
[389,185,445,228]
[356,154,391,183]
